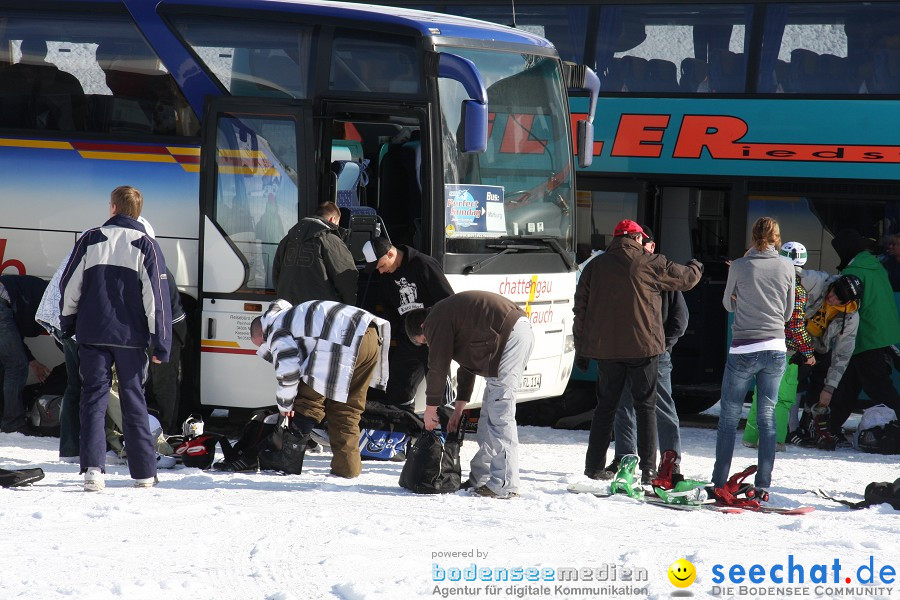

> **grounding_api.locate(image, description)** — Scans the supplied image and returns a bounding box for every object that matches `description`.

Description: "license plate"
[519,374,541,391]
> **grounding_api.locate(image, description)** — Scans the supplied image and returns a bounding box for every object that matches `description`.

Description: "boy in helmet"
[743,241,815,449]
[788,272,863,449]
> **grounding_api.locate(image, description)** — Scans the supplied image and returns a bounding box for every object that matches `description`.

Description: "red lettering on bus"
[672,115,749,159]
[0,239,25,275]
[611,114,670,158]
[499,114,548,154]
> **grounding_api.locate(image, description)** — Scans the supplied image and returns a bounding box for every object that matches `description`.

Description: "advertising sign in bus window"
[444,184,505,238]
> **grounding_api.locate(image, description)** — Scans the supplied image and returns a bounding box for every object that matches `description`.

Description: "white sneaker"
[156,454,176,469]
[134,475,158,488]
[84,468,104,492]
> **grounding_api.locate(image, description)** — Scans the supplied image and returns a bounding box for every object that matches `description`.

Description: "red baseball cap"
[613,219,645,237]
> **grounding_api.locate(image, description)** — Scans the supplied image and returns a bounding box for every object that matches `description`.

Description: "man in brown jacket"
[575,220,703,483]
[405,291,534,499]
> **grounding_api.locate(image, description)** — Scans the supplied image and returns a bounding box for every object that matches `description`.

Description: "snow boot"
[609,454,643,498]
[801,405,838,451]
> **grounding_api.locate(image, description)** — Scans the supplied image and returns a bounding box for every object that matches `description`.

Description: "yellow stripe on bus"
[218,149,266,158]
[218,166,279,176]
[167,146,200,156]
[180,164,200,173]
[524,274,538,317]
[77,151,177,163]
[201,340,241,348]
[0,138,73,150]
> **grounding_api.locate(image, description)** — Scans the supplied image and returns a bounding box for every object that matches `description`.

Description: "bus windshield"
[438,48,574,253]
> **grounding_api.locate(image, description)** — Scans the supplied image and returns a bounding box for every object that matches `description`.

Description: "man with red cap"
[575,219,703,484]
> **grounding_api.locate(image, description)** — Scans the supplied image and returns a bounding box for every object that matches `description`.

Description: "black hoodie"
[377,245,454,332]
[272,217,358,305]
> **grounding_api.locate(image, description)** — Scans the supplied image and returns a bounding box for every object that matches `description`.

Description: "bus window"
[213,114,300,292]
[329,31,421,94]
[594,4,752,93]
[0,12,198,136]
[758,3,900,94]
[172,17,313,99]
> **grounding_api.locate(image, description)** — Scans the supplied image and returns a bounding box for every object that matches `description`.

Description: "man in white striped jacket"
[251,299,390,478]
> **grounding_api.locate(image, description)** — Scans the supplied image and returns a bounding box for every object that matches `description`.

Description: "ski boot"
[710,465,765,508]
[651,449,684,490]
[654,479,712,505]
[802,405,838,451]
[609,454,644,499]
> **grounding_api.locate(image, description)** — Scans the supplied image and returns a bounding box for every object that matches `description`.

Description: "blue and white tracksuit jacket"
[58,215,172,360]
[257,299,390,412]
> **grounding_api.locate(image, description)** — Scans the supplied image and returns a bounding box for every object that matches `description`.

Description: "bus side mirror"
[577,119,594,168]
[459,99,488,154]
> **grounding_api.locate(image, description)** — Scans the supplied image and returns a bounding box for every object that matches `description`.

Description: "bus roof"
[154,0,556,49]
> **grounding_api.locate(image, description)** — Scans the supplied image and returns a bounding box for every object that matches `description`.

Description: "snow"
[1,420,899,600]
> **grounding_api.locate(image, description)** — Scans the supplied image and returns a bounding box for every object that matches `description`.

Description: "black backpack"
[857,420,900,455]
[398,428,464,494]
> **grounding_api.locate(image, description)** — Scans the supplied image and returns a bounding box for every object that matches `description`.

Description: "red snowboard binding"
[712,465,769,508]
[651,449,684,490]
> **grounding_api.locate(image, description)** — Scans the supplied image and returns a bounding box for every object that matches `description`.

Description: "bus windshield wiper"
[462,242,544,274]
[498,236,576,271]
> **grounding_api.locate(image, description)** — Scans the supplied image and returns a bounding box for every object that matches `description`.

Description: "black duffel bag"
[399,428,464,494]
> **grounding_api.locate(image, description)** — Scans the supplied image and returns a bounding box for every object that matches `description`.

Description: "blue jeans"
[712,350,786,489]
[0,301,28,432]
[615,351,680,463]
[58,335,81,458]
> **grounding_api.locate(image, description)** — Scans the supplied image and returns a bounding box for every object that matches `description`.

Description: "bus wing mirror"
[460,99,488,154]
[577,120,594,168]
[439,52,488,153]
[563,62,600,167]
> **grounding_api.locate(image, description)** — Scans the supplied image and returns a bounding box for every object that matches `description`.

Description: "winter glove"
[574,356,590,371]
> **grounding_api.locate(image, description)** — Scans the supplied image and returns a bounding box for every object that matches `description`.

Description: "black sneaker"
[460,478,475,490]
[213,453,259,472]
[584,468,615,481]
[641,468,658,485]
[605,457,621,473]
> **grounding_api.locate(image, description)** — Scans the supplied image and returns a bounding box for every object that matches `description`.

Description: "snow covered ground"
[1,415,898,600]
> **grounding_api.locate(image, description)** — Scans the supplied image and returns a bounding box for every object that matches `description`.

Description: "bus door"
[320,102,430,313]
[656,184,732,413]
[199,98,315,410]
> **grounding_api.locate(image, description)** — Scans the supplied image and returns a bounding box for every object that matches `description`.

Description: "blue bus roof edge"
[154,0,555,49]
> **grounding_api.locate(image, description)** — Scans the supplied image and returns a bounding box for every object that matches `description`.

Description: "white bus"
[1,0,596,414]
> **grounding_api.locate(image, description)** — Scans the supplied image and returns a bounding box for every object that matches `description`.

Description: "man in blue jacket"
[59,186,172,491]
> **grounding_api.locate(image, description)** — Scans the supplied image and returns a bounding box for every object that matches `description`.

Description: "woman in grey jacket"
[712,217,795,498]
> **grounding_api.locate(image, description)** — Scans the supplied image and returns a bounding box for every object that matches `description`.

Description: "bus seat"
[601,57,626,92]
[621,56,653,92]
[679,58,708,92]
[377,138,422,247]
[13,40,86,131]
[0,64,33,128]
[788,48,819,93]
[818,54,856,93]
[649,59,679,92]
[872,49,900,93]
[708,50,745,93]
[332,139,364,161]
[332,158,378,264]
[774,59,790,92]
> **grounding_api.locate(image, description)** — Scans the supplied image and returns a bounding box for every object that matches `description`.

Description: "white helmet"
[780,241,808,266]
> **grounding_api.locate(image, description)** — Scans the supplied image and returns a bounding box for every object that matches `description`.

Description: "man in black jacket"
[608,225,690,477]
[363,237,454,408]
[0,274,51,433]
[272,201,357,305]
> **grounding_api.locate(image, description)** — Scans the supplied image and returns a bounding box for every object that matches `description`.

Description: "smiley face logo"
[667,558,696,588]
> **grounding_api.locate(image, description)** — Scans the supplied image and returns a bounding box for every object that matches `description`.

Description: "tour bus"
[0,0,598,414]
[370,0,900,414]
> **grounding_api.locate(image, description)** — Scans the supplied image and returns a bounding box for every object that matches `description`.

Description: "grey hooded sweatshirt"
[723,246,795,344]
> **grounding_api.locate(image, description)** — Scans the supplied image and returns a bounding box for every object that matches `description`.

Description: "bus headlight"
[564,334,575,354]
